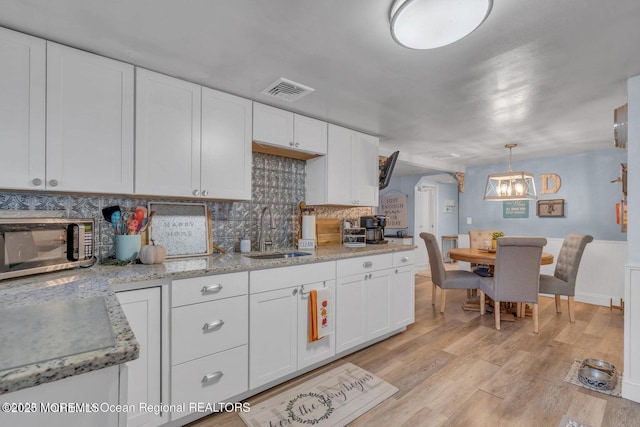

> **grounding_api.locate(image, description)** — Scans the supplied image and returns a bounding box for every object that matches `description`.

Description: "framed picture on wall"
[536,199,564,217]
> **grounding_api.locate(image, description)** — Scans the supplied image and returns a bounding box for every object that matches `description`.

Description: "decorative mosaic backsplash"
[0,153,373,259]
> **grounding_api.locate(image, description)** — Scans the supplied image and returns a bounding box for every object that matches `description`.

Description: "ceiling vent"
[261,78,315,102]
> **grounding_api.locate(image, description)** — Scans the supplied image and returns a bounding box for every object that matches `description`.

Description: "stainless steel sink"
[244,251,312,260]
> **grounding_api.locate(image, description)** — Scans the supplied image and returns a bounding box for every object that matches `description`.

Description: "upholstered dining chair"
[468,229,498,277]
[539,234,593,323]
[420,232,480,313]
[479,236,547,333]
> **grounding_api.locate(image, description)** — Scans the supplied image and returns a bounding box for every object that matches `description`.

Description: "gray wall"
[458,148,627,241]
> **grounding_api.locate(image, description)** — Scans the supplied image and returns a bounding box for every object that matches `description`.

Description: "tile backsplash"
[0,153,373,259]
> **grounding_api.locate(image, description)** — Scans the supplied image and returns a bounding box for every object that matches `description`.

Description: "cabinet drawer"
[172,345,248,409]
[250,261,334,294]
[172,272,248,307]
[393,250,415,267]
[336,253,392,277]
[172,296,248,365]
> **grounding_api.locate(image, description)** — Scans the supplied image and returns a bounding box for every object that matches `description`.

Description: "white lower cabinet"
[0,366,122,427]
[116,286,166,427]
[391,251,416,328]
[336,268,392,353]
[336,251,415,353]
[171,345,248,409]
[170,272,249,419]
[249,262,335,389]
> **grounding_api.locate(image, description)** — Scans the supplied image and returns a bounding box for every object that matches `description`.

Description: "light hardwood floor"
[189,270,639,427]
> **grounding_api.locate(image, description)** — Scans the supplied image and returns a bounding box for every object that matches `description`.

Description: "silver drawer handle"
[363,261,373,268]
[201,371,223,384]
[201,284,223,294]
[401,256,409,263]
[202,320,225,331]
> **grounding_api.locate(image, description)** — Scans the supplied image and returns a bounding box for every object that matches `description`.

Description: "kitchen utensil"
[127,219,140,234]
[111,211,122,234]
[133,206,147,221]
[102,205,120,223]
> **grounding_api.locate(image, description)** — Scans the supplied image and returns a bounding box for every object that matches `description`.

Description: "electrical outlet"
[467,217,472,225]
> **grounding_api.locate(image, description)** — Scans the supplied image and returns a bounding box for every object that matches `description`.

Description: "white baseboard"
[575,291,617,307]
[622,377,640,403]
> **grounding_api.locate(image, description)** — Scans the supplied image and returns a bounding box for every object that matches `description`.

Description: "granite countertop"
[0,243,416,395]
[0,275,138,395]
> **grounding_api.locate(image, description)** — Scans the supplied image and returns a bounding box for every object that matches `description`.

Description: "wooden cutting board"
[315,218,342,246]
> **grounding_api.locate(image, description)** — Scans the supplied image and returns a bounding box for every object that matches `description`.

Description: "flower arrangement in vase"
[491,231,505,250]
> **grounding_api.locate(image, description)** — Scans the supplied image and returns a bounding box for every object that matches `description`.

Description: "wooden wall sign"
[379,193,408,228]
[540,173,562,194]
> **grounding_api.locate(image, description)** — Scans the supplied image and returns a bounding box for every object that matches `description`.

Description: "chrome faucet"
[258,206,275,252]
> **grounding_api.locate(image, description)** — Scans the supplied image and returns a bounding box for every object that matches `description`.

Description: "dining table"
[447,247,554,267]
[447,247,555,317]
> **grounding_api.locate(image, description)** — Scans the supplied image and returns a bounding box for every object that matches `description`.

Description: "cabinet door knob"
[289,141,295,147]
[363,261,373,268]
[48,179,58,187]
[201,284,223,294]
[202,189,208,196]
[193,189,200,196]
[292,288,298,296]
[401,256,409,263]
[32,178,42,186]
[201,371,223,384]
[202,319,225,331]
[295,142,300,148]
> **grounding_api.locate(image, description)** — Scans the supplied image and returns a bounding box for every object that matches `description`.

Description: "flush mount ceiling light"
[484,144,537,201]
[390,0,493,50]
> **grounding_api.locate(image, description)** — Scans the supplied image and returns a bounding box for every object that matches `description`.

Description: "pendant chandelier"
[484,144,537,201]
[390,0,493,50]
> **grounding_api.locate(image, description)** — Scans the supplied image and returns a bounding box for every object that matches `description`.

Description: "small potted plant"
[491,231,505,250]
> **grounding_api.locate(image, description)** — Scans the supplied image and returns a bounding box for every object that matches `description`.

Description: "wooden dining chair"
[539,234,593,322]
[420,233,481,313]
[479,236,547,332]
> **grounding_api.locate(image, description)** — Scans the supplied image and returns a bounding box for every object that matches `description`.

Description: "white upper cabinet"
[46,42,134,194]
[306,123,379,206]
[201,87,252,200]
[0,28,46,191]
[135,68,201,198]
[253,102,327,156]
[136,69,251,200]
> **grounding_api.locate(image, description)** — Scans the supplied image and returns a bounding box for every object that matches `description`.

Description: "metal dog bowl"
[578,362,617,391]
[582,358,616,376]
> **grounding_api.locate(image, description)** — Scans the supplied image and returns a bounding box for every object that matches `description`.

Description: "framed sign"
[379,194,408,228]
[148,202,211,257]
[503,200,529,218]
[537,199,565,217]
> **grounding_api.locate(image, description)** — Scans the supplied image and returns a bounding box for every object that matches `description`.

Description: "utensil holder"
[115,235,141,261]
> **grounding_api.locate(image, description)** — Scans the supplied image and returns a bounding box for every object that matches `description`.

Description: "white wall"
[623,75,640,402]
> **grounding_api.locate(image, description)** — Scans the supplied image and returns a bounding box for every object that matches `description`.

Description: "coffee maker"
[359,215,388,244]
